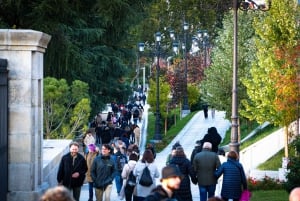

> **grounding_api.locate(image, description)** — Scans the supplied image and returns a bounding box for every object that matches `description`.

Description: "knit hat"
[88,144,96,152]
[161,165,184,181]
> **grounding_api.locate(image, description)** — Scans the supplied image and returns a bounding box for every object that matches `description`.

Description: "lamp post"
[169,23,191,117]
[196,30,209,69]
[181,22,190,117]
[138,42,144,93]
[154,32,162,142]
[230,0,271,153]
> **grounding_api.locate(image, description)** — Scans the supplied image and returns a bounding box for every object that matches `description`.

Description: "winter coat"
[193,149,221,186]
[86,151,98,182]
[133,161,160,198]
[144,185,180,201]
[169,155,196,201]
[57,153,87,188]
[190,146,202,163]
[200,128,222,153]
[214,158,247,200]
[91,155,116,189]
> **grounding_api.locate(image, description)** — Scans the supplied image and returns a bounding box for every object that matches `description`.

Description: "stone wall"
[0,29,51,201]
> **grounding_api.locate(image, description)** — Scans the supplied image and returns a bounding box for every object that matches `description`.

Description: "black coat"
[144,185,180,201]
[169,155,196,201]
[57,153,87,188]
[200,129,222,153]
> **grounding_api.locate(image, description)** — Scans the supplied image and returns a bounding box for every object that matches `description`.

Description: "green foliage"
[284,136,300,192]
[147,110,197,152]
[43,77,91,139]
[187,84,200,110]
[147,77,171,120]
[250,190,288,201]
[201,11,257,120]
[241,0,299,127]
[0,0,152,116]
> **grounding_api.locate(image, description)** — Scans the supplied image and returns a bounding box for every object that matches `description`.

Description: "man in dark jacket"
[144,165,183,201]
[57,141,87,201]
[91,144,117,201]
[193,142,221,201]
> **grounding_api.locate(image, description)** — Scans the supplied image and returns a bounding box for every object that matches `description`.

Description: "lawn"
[251,190,288,201]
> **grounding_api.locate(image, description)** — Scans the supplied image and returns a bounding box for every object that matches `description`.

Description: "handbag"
[139,165,153,186]
[240,189,251,201]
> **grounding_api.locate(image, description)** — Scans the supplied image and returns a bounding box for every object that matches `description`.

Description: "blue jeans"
[198,184,216,201]
[114,173,123,194]
[88,182,94,201]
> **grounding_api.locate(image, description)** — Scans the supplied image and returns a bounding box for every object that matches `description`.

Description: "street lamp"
[182,22,190,117]
[230,0,271,153]
[154,32,162,142]
[138,42,144,92]
[169,23,191,117]
[196,30,209,68]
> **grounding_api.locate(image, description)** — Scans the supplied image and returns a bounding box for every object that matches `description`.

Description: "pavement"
[79,105,231,201]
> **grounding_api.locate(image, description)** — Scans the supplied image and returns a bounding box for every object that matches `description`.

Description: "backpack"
[126,170,136,186]
[139,165,153,186]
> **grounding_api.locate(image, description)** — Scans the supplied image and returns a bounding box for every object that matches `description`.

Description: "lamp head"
[155,32,161,42]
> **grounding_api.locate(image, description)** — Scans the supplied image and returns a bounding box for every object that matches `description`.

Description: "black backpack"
[139,166,153,186]
[126,170,136,186]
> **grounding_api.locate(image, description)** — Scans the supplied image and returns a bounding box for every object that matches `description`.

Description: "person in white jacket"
[121,153,139,201]
[133,150,160,201]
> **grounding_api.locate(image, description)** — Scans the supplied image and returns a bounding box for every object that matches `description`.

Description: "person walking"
[144,165,183,201]
[193,142,221,201]
[112,146,128,198]
[200,127,222,153]
[215,148,227,197]
[133,124,141,146]
[83,129,96,155]
[169,146,197,201]
[57,141,88,201]
[214,151,247,201]
[121,153,139,201]
[190,140,202,164]
[91,144,117,201]
[133,149,160,201]
[86,144,99,201]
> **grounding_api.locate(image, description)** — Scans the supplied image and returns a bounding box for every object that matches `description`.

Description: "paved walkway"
[80,108,231,201]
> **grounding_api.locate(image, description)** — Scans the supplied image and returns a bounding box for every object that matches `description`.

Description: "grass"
[146,110,197,152]
[251,190,288,201]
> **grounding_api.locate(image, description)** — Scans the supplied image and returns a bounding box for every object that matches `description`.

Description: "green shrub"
[284,136,300,193]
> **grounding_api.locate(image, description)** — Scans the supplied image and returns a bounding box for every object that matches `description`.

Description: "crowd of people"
[41,123,300,201]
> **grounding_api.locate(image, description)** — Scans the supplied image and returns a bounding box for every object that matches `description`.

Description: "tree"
[200,11,257,119]
[0,0,152,114]
[147,76,171,120]
[43,77,91,139]
[241,0,299,157]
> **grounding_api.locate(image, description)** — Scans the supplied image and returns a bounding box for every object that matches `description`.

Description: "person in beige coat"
[133,125,141,146]
[86,144,99,201]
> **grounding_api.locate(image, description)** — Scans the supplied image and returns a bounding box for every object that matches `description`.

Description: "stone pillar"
[0,29,51,201]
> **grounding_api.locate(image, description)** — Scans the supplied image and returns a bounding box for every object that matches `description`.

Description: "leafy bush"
[248,176,284,191]
[284,136,300,193]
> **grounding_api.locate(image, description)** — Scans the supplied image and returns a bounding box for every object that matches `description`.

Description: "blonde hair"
[39,186,74,201]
